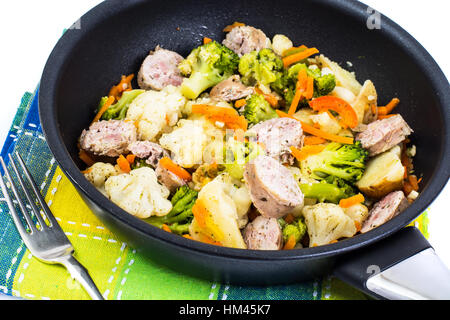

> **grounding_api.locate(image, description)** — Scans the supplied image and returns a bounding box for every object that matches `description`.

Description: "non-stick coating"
[39,0,450,284]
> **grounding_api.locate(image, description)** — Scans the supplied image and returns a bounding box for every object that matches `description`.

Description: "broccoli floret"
[238,48,284,86]
[270,63,336,104]
[299,180,356,204]
[178,41,239,99]
[224,139,265,180]
[300,141,368,183]
[243,94,278,126]
[278,216,307,245]
[145,186,198,235]
[101,90,145,120]
[314,74,337,97]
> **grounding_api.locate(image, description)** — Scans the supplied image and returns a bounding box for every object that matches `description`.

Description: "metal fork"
[0,152,104,300]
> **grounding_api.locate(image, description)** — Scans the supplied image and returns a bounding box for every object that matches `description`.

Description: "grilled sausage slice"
[209,75,254,102]
[355,114,413,157]
[128,141,169,168]
[244,155,304,219]
[79,120,137,158]
[248,118,304,165]
[360,191,409,233]
[137,46,184,91]
[222,26,271,57]
[243,216,283,250]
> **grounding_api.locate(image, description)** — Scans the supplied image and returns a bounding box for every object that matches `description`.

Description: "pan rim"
[38,0,450,262]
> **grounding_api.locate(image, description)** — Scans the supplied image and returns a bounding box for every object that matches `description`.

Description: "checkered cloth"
[0,88,429,300]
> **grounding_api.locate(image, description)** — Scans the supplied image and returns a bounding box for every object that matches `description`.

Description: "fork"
[0,152,104,300]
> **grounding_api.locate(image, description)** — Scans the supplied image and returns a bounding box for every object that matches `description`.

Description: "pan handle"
[333,226,450,300]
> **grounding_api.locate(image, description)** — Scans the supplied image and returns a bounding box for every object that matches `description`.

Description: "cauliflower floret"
[104,167,172,219]
[84,162,119,195]
[189,174,248,248]
[159,115,224,168]
[126,85,187,141]
[271,34,293,56]
[302,203,357,247]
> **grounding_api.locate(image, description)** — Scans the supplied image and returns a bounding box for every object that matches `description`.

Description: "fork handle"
[58,255,105,300]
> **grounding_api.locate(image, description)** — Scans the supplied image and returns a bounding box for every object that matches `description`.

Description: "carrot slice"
[282,45,308,57]
[126,154,136,164]
[162,224,172,233]
[283,234,297,250]
[304,76,315,100]
[284,213,295,224]
[290,145,325,161]
[339,193,365,208]
[282,47,319,68]
[354,221,362,232]
[288,69,309,115]
[263,93,279,107]
[304,136,327,145]
[377,114,398,120]
[378,98,400,115]
[223,21,245,32]
[192,200,208,229]
[159,157,192,181]
[235,99,247,108]
[276,110,354,144]
[79,150,95,167]
[254,87,279,107]
[117,154,131,173]
[192,104,248,130]
[309,96,358,129]
[203,37,212,44]
[408,175,419,191]
[92,96,115,124]
[108,74,134,101]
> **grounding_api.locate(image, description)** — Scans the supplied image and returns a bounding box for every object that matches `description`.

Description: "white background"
[0,0,449,296]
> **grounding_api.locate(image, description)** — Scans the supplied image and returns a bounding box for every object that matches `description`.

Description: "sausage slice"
[79,120,137,158]
[128,141,169,168]
[355,114,413,157]
[137,46,185,91]
[222,26,270,57]
[244,155,304,219]
[243,216,283,250]
[248,118,304,165]
[360,191,409,233]
[209,75,254,102]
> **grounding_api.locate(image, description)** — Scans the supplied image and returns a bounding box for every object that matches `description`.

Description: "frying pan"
[38,0,450,299]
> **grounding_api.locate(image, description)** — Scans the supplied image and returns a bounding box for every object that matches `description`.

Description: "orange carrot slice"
[339,193,365,208]
[159,157,192,181]
[282,47,319,68]
[276,110,354,144]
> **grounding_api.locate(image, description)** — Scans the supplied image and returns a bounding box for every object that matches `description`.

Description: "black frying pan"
[38,0,450,299]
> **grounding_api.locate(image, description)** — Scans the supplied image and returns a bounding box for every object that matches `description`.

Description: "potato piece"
[189,177,247,249]
[331,86,356,104]
[352,80,378,124]
[316,55,362,96]
[356,146,404,198]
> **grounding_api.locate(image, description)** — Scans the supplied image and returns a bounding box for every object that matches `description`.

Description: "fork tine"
[0,156,37,233]
[8,154,48,229]
[14,152,60,229]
